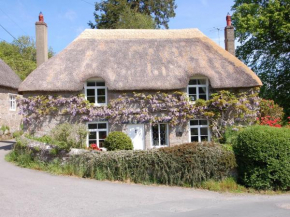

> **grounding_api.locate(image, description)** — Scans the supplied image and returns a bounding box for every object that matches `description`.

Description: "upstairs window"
[9,94,16,111]
[85,80,107,106]
[187,78,209,101]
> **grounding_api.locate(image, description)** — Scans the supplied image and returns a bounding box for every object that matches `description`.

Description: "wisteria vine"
[18,88,260,139]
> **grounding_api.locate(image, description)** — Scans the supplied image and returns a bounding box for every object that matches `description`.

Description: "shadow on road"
[0,141,14,151]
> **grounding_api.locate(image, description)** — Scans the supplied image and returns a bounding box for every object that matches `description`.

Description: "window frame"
[150,123,169,148]
[189,119,211,143]
[9,94,17,111]
[84,79,107,106]
[187,77,209,102]
[86,121,109,149]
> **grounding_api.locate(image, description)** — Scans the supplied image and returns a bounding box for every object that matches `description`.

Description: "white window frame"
[189,120,211,143]
[84,79,107,106]
[187,77,209,102]
[9,94,17,111]
[150,123,169,148]
[86,121,109,149]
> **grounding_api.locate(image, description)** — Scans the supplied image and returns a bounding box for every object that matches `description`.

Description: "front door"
[126,124,145,150]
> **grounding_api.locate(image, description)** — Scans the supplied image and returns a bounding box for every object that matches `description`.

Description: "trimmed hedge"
[234,125,290,190]
[67,142,236,186]
[104,131,133,151]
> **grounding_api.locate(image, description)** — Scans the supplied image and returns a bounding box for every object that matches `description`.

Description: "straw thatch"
[19,29,262,92]
[0,58,21,90]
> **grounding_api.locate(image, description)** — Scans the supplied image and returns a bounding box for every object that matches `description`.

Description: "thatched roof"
[19,29,262,92]
[0,59,21,90]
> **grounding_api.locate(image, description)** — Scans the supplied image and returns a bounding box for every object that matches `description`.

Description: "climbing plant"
[18,88,260,139]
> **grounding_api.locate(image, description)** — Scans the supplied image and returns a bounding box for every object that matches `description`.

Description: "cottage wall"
[0,87,22,133]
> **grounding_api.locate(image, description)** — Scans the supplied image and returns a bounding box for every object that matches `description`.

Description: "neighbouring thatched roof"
[0,59,22,90]
[19,29,262,92]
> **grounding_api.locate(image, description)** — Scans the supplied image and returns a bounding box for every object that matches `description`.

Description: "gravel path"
[0,140,289,217]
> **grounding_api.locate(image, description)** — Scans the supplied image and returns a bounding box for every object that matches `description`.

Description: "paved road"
[0,141,290,217]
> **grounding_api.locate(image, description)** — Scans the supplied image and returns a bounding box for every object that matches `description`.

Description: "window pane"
[188,87,196,94]
[89,132,97,140]
[99,140,105,148]
[199,87,206,94]
[87,97,95,103]
[200,120,208,125]
[197,79,206,84]
[86,89,95,96]
[200,127,208,135]
[191,128,198,135]
[191,136,198,142]
[160,124,167,146]
[97,88,105,96]
[96,82,105,86]
[99,131,107,139]
[189,79,197,85]
[190,120,199,126]
[97,96,106,103]
[88,124,97,129]
[152,125,159,146]
[199,95,207,100]
[201,136,208,141]
[87,82,95,86]
[89,140,97,145]
[98,123,107,129]
[189,95,196,101]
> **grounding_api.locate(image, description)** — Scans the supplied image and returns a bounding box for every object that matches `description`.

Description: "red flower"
[90,144,102,151]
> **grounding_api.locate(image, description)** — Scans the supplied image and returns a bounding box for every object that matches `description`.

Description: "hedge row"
[67,142,236,186]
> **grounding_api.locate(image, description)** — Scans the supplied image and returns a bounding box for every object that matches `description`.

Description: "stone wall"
[0,88,22,133]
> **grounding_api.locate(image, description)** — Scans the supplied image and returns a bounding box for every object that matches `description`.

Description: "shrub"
[50,122,88,149]
[67,142,236,186]
[12,130,24,138]
[104,131,133,151]
[234,125,290,190]
[260,99,284,119]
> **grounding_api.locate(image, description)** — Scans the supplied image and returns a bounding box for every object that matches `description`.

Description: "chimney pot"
[39,12,44,22]
[226,13,232,26]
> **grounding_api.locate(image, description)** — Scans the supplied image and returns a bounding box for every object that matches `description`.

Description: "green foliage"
[50,123,88,149]
[12,130,24,138]
[104,131,133,151]
[0,36,54,80]
[232,0,290,118]
[115,6,156,29]
[88,0,176,29]
[200,177,247,193]
[68,142,236,186]
[0,125,10,133]
[234,125,290,190]
[259,99,284,119]
[222,127,242,144]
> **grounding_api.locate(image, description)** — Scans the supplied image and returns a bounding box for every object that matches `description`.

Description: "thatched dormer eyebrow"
[0,59,22,90]
[19,29,262,92]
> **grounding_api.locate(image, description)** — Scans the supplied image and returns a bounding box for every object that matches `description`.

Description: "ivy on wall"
[18,88,260,139]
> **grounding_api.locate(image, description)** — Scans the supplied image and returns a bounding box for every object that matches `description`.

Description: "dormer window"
[85,79,107,106]
[187,78,209,101]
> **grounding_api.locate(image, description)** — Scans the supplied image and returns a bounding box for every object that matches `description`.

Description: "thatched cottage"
[18,14,261,150]
[0,59,22,133]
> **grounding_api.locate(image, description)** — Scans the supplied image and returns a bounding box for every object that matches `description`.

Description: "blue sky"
[0,0,235,53]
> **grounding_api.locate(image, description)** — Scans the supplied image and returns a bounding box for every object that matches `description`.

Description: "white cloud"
[64,9,77,21]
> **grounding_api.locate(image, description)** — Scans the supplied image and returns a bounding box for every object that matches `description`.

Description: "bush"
[104,131,133,151]
[50,123,88,149]
[234,125,290,190]
[13,130,24,138]
[67,142,236,186]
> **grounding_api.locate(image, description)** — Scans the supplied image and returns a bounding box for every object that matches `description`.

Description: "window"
[85,80,107,106]
[187,78,208,101]
[189,120,210,142]
[152,124,168,147]
[9,94,16,111]
[87,122,108,148]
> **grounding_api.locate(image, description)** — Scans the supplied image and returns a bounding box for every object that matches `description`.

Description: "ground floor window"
[87,122,108,148]
[9,94,17,111]
[189,120,210,142]
[152,124,168,147]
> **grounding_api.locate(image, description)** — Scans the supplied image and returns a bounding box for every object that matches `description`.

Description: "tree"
[88,0,177,29]
[231,0,290,118]
[0,36,54,80]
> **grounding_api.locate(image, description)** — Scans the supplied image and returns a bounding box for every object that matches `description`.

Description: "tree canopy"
[0,36,54,80]
[232,0,290,117]
[88,0,177,29]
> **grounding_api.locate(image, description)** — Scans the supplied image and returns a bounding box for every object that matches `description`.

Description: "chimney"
[35,12,48,66]
[224,13,235,56]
